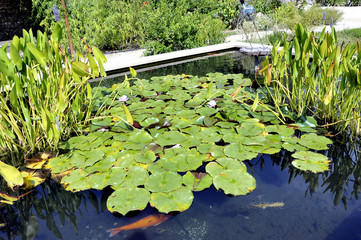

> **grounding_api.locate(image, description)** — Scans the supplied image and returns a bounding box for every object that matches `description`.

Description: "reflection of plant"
[0,180,90,239]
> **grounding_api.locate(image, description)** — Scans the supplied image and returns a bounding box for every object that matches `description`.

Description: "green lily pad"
[237,119,265,136]
[182,172,212,191]
[224,143,258,161]
[205,158,247,177]
[123,131,154,150]
[298,134,332,150]
[265,125,294,137]
[145,172,182,193]
[213,170,256,195]
[120,166,149,188]
[107,187,150,215]
[291,151,330,173]
[150,187,194,213]
[135,150,157,164]
[154,131,187,146]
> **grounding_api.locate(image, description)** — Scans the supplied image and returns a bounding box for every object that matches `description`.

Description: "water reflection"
[1,138,361,239]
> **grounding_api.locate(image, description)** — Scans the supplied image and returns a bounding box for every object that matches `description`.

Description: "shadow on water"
[2,52,361,239]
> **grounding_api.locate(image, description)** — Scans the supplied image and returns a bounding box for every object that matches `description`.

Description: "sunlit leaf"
[107,187,150,215]
[145,172,182,193]
[292,151,330,173]
[213,170,256,195]
[0,161,24,190]
[150,187,194,213]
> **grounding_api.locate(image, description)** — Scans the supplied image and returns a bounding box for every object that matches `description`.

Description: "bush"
[30,0,231,54]
[32,0,147,52]
[271,2,343,30]
[143,0,226,55]
[271,2,303,30]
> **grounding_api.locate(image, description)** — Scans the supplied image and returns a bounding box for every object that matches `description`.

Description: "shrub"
[271,2,303,30]
[143,0,226,55]
[247,0,282,15]
[32,0,147,52]
[267,31,286,45]
[271,3,343,30]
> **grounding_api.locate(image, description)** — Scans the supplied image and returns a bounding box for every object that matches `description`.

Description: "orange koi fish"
[107,214,172,237]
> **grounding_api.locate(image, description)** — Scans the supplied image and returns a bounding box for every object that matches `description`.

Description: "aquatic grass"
[0,23,106,155]
[259,23,361,137]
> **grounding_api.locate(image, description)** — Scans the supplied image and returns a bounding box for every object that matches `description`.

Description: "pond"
[1,51,361,240]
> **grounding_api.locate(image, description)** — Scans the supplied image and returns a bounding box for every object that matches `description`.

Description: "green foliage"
[337,28,361,45]
[45,72,332,215]
[32,0,147,52]
[247,0,282,15]
[30,0,230,54]
[271,3,342,30]
[259,23,361,137]
[0,24,106,154]
[316,0,361,6]
[143,0,226,55]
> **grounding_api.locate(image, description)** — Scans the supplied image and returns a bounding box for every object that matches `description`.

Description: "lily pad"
[182,172,212,191]
[298,134,332,150]
[291,151,330,173]
[213,170,256,195]
[107,187,150,215]
[145,172,182,193]
[154,131,187,147]
[224,143,258,161]
[150,187,194,213]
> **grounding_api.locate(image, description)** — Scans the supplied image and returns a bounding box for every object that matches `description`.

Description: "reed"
[259,23,361,137]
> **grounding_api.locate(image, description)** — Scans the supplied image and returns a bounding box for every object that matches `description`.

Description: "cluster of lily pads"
[45,73,332,215]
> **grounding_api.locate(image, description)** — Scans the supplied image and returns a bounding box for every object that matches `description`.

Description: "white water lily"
[118,95,129,102]
[208,100,217,108]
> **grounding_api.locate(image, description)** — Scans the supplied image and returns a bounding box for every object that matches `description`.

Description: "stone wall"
[0,0,32,41]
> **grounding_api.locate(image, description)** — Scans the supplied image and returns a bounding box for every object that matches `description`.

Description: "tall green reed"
[259,23,361,137]
[0,23,106,155]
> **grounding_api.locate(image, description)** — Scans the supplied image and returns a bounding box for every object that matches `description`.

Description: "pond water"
[2,51,361,240]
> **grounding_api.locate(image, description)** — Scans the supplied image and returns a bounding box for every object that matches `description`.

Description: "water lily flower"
[118,95,129,102]
[208,100,217,108]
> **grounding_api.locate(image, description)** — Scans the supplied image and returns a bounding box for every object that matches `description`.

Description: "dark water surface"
[2,51,361,240]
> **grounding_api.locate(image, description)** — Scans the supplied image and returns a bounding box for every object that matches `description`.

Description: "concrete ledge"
[104,42,269,74]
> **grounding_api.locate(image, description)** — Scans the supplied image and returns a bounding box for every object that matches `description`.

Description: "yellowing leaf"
[0,161,24,190]
[123,104,134,125]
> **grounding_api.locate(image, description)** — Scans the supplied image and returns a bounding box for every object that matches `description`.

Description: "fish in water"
[107,214,172,237]
[250,202,284,209]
